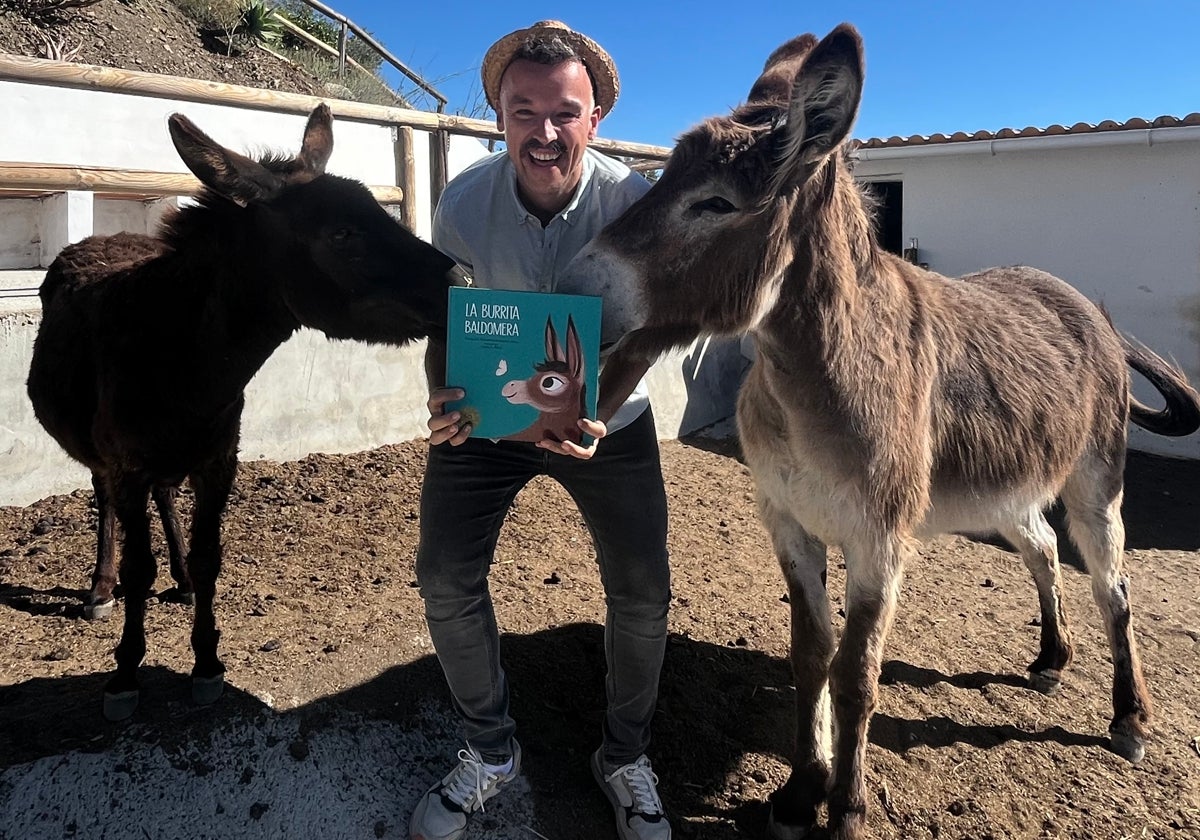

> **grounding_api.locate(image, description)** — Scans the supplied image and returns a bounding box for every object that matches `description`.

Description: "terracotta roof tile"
[854,113,1200,149]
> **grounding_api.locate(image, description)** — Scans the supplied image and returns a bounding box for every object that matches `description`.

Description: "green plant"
[279,45,403,107]
[173,0,279,54]
[236,1,282,46]
[275,0,381,72]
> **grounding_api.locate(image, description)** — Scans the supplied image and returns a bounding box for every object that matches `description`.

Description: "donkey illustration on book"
[560,24,1200,840]
[502,315,587,443]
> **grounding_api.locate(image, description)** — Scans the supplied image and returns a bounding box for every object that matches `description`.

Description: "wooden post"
[394,126,418,233]
[337,21,348,78]
[429,129,448,221]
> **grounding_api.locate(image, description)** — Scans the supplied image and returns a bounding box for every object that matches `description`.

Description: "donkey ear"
[298,103,334,176]
[774,23,863,190]
[565,315,584,380]
[545,316,565,362]
[747,33,818,105]
[168,114,284,206]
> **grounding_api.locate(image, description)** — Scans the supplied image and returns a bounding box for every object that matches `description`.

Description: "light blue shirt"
[432,148,652,434]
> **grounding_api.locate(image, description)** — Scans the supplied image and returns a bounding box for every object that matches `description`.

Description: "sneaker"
[410,740,522,840]
[591,749,672,840]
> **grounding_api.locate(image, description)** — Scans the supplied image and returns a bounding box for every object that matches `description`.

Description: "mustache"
[523,140,566,156]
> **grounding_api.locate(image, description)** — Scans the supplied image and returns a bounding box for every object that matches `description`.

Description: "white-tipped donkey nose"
[559,243,646,347]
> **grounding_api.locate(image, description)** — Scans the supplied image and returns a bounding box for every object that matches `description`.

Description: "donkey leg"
[104,474,156,720]
[1062,470,1150,763]
[187,451,236,706]
[762,503,834,840]
[998,507,1074,693]
[826,536,907,840]
[86,472,118,620]
[152,485,193,605]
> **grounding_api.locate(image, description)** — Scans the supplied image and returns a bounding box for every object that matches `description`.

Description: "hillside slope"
[0,0,337,98]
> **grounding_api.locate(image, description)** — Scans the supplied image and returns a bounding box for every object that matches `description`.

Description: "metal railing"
[293,0,447,112]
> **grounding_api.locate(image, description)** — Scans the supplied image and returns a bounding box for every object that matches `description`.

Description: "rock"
[321,82,355,101]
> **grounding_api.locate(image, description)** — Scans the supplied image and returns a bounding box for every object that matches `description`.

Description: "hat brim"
[482,21,619,118]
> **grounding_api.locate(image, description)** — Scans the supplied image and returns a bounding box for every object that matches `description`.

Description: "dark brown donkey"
[560,25,1200,840]
[27,104,465,721]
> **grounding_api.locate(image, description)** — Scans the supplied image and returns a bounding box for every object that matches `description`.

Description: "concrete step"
[0,269,44,313]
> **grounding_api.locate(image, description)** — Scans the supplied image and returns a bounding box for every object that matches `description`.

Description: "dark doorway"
[863,180,903,256]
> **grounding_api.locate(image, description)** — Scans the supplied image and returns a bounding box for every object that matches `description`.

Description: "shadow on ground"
[1,621,1118,839]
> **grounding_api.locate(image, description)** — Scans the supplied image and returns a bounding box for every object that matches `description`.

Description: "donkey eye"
[331,226,357,244]
[689,196,738,216]
[540,375,566,393]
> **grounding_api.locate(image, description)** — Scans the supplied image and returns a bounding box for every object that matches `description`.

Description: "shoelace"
[610,758,665,816]
[442,747,501,813]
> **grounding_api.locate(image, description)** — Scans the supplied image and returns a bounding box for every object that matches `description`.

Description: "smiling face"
[497,57,600,224]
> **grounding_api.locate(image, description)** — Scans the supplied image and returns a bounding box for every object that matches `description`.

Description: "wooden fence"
[0,54,672,230]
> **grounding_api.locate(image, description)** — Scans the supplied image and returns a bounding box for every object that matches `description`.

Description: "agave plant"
[236,1,283,46]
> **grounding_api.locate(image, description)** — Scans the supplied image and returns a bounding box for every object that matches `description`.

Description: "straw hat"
[481,20,619,117]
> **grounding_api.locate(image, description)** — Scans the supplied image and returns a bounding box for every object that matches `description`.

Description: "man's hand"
[427,387,472,446]
[536,417,607,459]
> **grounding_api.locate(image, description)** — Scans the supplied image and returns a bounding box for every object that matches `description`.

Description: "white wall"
[0,82,734,506]
[855,134,1200,458]
[0,200,38,267]
[1,79,396,182]
[0,79,489,245]
[0,80,498,504]
[1,303,725,506]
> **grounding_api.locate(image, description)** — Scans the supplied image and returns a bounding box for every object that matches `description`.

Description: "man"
[409,20,672,840]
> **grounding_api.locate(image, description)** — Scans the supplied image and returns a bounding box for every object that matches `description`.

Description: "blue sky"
[332,1,1199,149]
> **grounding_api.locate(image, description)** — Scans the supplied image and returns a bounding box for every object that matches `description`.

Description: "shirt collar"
[505,151,594,227]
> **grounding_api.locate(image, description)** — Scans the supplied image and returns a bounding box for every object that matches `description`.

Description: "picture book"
[444,286,602,444]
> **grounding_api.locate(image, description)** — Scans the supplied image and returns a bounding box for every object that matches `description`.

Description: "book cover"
[445,287,602,444]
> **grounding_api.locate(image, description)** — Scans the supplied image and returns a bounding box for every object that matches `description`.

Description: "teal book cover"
[445,287,602,444]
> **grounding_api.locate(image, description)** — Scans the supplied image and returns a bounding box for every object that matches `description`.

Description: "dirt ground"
[0,0,326,97]
[7,5,1196,837]
[1,436,1198,839]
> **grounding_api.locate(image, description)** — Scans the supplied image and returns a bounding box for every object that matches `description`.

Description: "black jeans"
[415,407,670,765]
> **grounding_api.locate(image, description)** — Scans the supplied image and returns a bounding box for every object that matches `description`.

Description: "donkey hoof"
[766,808,817,840]
[102,689,139,721]
[192,674,225,706]
[1110,730,1146,763]
[84,598,116,621]
[158,586,195,607]
[1027,669,1062,695]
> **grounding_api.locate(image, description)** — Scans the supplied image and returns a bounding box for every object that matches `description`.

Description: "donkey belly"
[739,374,1067,546]
[918,482,1059,540]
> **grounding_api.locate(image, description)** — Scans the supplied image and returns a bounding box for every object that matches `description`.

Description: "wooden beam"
[0,53,672,163]
[0,164,197,196]
[0,162,403,203]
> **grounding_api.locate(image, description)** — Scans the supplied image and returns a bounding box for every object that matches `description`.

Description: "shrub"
[275,0,381,73]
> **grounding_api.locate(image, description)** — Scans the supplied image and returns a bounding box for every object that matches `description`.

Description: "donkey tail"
[1122,336,1200,437]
